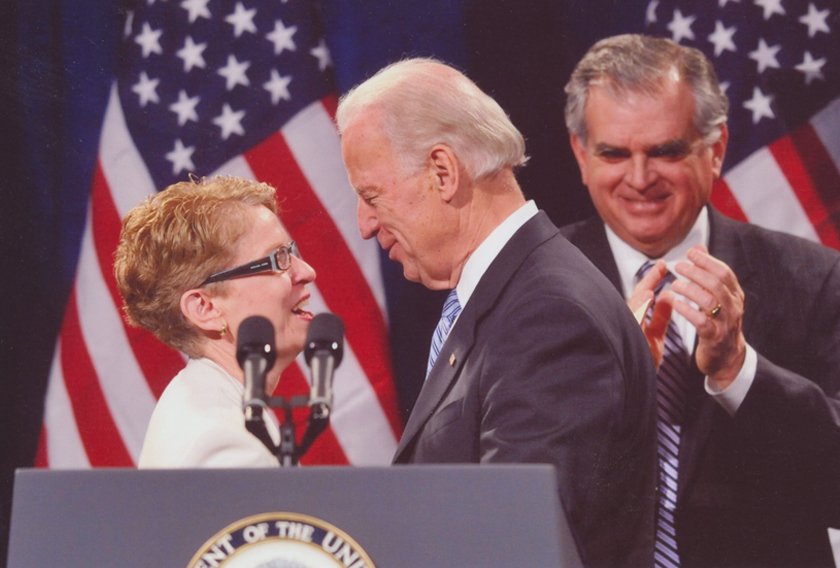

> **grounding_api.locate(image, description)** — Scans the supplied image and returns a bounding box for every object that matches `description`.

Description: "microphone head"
[304,313,345,367]
[236,315,277,370]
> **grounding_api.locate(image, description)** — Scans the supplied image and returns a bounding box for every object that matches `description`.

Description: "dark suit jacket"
[394,212,658,567]
[561,206,840,567]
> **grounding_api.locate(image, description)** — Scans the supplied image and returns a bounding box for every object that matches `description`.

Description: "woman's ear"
[180,287,225,333]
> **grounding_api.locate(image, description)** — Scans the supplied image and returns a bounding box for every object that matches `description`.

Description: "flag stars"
[132,71,160,107]
[749,38,781,73]
[225,2,258,38]
[135,22,163,58]
[166,139,196,174]
[754,0,786,20]
[266,19,298,55]
[719,0,741,7]
[743,87,775,124]
[667,9,696,43]
[646,0,659,25]
[795,51,826,85]
[176,36,207,73]
[799,3,830,38]
[264,69,293,104]
[123,11,135,39]
[310,39,332,71]
[181,0,211,23]
[169,90,201,125]
[217,54,251,90]
[213,103,246,139]
[707,21,737,56]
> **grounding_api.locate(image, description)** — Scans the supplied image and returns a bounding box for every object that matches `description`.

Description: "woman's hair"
[114,175,277,357]
[336,57,528,180]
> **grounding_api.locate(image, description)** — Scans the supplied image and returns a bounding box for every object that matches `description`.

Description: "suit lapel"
[393,212,561,462]
[563,218,624,294]
[677,207,759,500]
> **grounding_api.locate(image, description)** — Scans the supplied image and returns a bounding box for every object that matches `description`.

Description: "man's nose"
[625,155,658,191]
[357,198,380,240]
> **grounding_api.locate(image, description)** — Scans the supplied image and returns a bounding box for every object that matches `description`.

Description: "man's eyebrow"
[594,143,630,155]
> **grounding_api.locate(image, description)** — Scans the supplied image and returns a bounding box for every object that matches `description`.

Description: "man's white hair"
[336,58,528,180]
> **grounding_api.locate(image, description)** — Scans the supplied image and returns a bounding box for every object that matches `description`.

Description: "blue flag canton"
[646,0,839,169]
[117,0,335,189]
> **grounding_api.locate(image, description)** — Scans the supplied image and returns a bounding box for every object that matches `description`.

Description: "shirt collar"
[456,200,538,307]
[605,206,710,297]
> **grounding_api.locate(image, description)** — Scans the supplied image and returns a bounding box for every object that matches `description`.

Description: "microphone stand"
[247,394,328,467]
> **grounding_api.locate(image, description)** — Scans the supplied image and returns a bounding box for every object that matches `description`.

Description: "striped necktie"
[426,289,462,378]
[637,261,689,568]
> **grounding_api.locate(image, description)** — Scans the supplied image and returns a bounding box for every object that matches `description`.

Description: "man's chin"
[401,264,422,283]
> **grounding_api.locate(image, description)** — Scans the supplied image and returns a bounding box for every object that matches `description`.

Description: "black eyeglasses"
[201,242,301,286]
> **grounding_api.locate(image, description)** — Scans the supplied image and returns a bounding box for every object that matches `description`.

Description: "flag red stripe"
[90,162,185,398]
[60,289,134,466]
[244,130,403,437]
[271,362,349,465]
[321,93,338,122]
[34,425,48,467]
[789,124,840,251]
[770,136,840,250]
[710,178,748,222]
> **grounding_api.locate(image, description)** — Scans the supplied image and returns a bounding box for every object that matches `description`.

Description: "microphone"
[304,313,344,420]
[237,316,277,423]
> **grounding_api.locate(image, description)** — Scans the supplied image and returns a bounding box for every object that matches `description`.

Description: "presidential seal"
[187,512,376,568]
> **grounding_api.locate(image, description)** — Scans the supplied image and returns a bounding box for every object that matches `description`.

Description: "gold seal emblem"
[187,512,376,568]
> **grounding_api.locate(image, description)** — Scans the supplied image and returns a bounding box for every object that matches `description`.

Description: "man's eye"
[650,149,685,159]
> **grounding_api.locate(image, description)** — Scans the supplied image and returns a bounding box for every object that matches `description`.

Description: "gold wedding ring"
[709,303,722,318]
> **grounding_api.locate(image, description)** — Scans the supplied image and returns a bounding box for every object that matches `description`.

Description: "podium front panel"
[8,465,582,568]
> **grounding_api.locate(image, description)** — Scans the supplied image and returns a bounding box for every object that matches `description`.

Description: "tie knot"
[442,289,461,320]
[636,260,675,296]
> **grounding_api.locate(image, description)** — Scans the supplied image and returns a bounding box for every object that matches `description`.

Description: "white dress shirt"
[454,200,539,318]
[604,207,757,415]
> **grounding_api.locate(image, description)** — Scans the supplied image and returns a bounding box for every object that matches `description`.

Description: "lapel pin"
[449,353,456,366]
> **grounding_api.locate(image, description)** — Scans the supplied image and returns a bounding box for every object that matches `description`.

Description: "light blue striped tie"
[638,261,688,568]
[426,290,462,378]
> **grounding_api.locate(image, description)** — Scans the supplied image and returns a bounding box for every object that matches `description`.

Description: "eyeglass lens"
[275,242,299,270]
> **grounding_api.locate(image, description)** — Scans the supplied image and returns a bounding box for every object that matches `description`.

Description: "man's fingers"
[670,278,717,314]
[646,290,674,340]
[639,259,668,289]
[673,297,710,330]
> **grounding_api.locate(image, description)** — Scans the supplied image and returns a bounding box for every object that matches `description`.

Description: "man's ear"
[180,287,224,333]
[710,123,729,179]
[570,134,590,186]
[428,143,460,202]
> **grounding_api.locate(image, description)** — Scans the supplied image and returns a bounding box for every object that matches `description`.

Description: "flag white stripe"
[811,97,840,174]
[294,282,397,465]
[75,203,157,459]
[214,155,397,464]
[281,102,388,316]
[43,341,91,468]
[99,83,158,218]
[724,147,821,242]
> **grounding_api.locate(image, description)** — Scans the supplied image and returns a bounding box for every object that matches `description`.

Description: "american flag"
[36,0,402,468]
[646,0,840,248]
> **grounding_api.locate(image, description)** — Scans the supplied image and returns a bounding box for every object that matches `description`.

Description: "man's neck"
[446,169,525,287]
